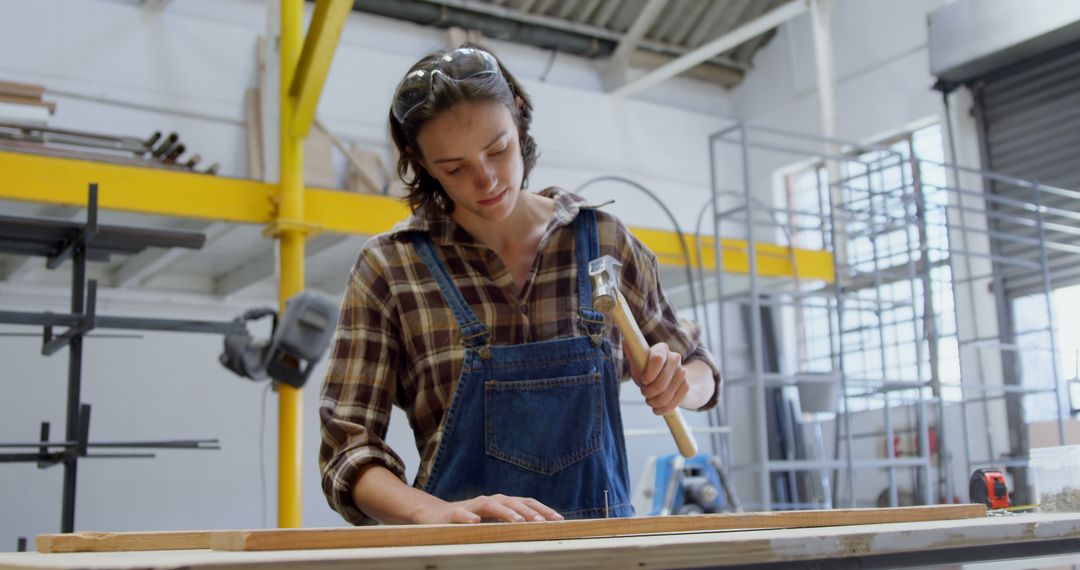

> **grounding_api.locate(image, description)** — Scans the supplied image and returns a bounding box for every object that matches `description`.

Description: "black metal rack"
[0,183,248,533]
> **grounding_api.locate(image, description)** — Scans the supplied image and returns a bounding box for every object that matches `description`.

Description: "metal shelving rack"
[703,123,1073,511]
[935,148,1076,503]
[0,184,248,534]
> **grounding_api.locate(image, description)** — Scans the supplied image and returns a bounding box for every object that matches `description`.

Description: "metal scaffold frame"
[704,122,1073,511]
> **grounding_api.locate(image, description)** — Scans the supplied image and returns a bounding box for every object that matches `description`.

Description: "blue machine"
[637,453,741,516]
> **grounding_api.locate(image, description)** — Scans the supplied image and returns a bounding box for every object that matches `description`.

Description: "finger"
[654,378,691,416]
[497,496,545,523]
[640,372,669,400]
[472,497,528,523]
[521,497,565,521]
[642,353,682,399]
[647,365,686,410]
[641,343,670,386]
[448,508,482,524]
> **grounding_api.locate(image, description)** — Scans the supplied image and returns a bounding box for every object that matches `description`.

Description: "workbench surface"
[3,513,1079,569]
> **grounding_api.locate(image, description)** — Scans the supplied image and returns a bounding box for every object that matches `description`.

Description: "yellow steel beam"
[289,0,352,138]
[0,149,834,282]
[630,227,835,282]
[303,187,406,236]
[278,0,305,529]
[0,150,273,223]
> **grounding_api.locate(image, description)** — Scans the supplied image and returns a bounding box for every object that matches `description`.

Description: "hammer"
[589,255,698,458]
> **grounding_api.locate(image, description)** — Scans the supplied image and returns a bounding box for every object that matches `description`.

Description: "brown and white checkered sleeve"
[319,243,408,525]
[605,214,722,412]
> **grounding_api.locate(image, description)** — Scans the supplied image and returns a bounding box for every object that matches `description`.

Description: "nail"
[533,515,545,522]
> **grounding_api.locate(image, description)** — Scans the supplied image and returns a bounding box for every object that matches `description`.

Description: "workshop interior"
[1,0,1080,567]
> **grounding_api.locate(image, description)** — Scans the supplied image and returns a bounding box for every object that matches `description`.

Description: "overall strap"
[573,208,606,344]
[408,232,492,354]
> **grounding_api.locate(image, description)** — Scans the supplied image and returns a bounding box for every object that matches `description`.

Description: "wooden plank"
[0,79,46,99]
[0,93,56,113]
[12,514,1079,569]
[243,87,263,180]
[211,504,986,552]
[36,530,214,553]
[31,505,984,554]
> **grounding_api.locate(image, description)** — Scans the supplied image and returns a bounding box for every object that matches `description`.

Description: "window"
[782,124,959,410]
[1012,283,1080,421]
[1058,284,1080,417]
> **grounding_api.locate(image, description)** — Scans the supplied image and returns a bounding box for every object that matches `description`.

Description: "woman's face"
[416,100,525,225]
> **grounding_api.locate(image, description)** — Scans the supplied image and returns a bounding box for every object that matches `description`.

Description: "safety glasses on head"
[391,48,502,125]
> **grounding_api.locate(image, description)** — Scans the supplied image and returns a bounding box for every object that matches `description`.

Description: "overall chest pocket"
[484,373,603,476]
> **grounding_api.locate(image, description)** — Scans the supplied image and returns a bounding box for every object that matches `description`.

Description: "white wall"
[0,0,734,548]
[729,0,953,207]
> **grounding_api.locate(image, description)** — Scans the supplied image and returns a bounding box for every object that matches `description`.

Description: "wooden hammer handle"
[611,291,699,459]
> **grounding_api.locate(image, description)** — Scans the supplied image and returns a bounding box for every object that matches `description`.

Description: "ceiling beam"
[684,0,729,47]
[573,0,604,22]
[610,0,807,97]
[602,0,668,91]
[533,0,557,16]
[731,29,774,65]
[553,0,577,20]
[630,50,743,87]
[692,0,754,49]
[409,0,748,72]
[589,0,620,27]
[648,1,684,44]
[666,0,712,46]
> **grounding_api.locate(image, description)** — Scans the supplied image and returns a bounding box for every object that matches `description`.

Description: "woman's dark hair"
[389,44,538,219]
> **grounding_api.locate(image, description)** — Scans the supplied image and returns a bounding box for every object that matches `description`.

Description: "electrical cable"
[573,175,806,504]
[539,49,558,82]
[692,190,802,490]
[574,176,710,459]
[574,176,702,325]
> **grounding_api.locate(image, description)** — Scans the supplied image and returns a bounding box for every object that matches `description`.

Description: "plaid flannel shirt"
[319,187,721,524]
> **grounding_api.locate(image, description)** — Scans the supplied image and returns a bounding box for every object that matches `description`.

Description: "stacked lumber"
[0,79,55,124]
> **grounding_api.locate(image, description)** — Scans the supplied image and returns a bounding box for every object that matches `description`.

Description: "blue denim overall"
[408,209,633,519]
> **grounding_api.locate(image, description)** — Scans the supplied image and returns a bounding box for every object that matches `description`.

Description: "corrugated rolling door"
[973,39,1080,299]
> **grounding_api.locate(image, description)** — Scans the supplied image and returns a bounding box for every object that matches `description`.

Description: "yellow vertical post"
[278,0,305,528]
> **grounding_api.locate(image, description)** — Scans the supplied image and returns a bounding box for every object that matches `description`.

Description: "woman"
[320,45,721,525]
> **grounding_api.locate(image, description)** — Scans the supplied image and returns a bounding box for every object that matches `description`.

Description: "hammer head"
[588,255,622,312]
